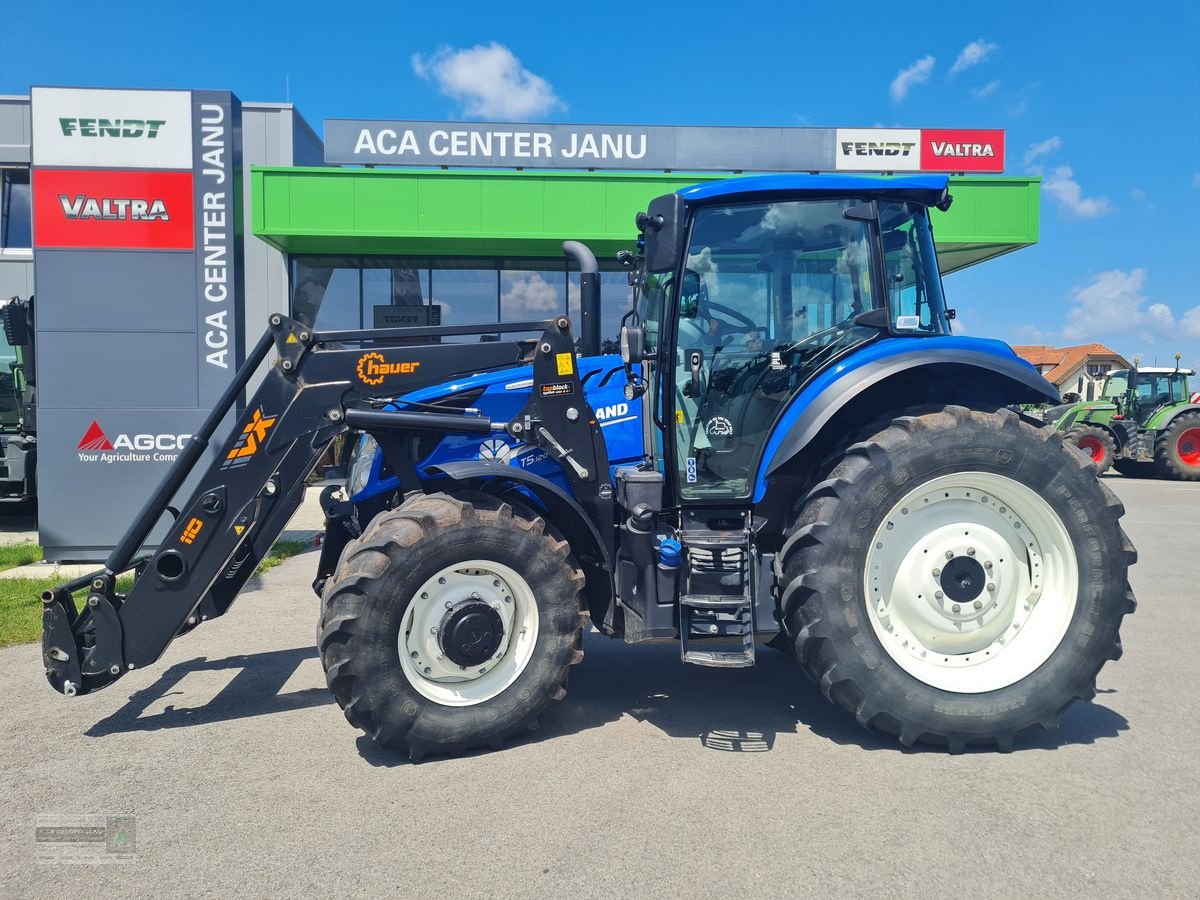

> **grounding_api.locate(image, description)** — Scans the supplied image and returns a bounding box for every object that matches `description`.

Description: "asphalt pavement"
[0,476,1197,899]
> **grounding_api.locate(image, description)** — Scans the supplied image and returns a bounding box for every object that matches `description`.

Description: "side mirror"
[1,300,29,347]
[640,193,686,274]
[619,325,645,365]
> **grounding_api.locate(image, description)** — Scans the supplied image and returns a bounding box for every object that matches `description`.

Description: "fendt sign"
[327,121,1005,174]
[31,85,244,560]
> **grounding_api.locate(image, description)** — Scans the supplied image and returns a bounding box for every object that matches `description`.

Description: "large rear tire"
[1154,412,1200,481]
[1066,424,1116,474]
[777,405,1136,752]
[318,493,586,758]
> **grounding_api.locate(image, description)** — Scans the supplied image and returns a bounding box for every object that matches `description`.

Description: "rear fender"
[756,341,1058,503]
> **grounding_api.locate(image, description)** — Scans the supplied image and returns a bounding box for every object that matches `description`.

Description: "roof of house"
[1010,343,1131,385]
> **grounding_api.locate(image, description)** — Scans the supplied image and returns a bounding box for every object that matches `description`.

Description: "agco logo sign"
[76,420,192,463]
[356,352,422,386]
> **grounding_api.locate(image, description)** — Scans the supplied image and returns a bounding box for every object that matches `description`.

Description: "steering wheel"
[704,301,760,333]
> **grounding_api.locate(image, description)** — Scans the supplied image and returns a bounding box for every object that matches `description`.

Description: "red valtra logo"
[33,169,195,250]
[919,129,1005,173]
[77,421,114,451]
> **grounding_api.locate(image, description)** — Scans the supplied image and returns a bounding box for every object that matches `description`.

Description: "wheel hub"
[397,560,540,707]
[864,473,1078,693]
[440,603,504,666]
[940,556,987,603]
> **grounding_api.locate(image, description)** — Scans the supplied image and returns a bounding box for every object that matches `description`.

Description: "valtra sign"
[920,129,1005,173]
[32,169,196,250]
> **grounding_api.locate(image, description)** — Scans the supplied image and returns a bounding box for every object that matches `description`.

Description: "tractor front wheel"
[318,493,587,758]
[1066,424,1116,474]
[1155,412,1200,481]
[777,405,1136,752]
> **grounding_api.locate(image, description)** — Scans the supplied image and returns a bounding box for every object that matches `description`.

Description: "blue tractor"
[42,175,1135,756]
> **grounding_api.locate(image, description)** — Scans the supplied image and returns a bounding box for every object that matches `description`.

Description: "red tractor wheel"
[1156,413,1200,481]
[1067,425,1116,475]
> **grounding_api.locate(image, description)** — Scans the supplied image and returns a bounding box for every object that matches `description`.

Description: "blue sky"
[3,1,1199,370]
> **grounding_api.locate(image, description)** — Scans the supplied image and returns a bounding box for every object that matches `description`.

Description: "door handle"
[688,349,703,398]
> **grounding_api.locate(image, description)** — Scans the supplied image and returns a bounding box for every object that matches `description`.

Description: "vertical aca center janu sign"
[30,86,245,561]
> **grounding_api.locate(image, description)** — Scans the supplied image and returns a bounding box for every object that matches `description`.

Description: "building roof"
[1010,343,1131,385]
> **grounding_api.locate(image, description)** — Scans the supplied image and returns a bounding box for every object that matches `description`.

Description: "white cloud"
[411,43,564,119]
[1063,268,1174,341]
[971,80,1001,99]
[949,39,999,78]
[890,56,936,102]
[1023,136,1061,168]
[1182,306,1200,339]
[1043,166,1113,218]
[1015,323,1050,343]
[501,273,563,316]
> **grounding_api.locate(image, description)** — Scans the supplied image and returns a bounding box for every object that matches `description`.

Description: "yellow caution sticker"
[556,352,574,376]
[233,524,245,536]
[676,409,684,425]
[286,333,299,344]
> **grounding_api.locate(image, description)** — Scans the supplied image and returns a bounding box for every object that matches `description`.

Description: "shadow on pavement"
[86,646,330,736]
[84,632,1130,758]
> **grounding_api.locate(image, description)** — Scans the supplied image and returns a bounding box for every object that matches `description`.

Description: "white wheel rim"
[398,560,539,706]
[863,472,1078,693]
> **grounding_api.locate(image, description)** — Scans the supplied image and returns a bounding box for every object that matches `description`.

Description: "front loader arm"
[41,315,547,697]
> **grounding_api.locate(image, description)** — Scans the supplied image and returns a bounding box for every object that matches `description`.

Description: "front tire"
[318,493,586,758]
[1154,412,1200,481]
[1066,424,1116,474]
[777,405,1136,752]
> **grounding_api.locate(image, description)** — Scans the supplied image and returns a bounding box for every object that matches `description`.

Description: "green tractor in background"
[1045,355,1200,480]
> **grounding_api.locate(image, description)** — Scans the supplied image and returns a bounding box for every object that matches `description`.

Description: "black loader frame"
[41,312,612,698]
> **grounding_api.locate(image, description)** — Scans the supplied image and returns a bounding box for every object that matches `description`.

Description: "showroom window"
[291,256,634,352]
[1,169,32,250]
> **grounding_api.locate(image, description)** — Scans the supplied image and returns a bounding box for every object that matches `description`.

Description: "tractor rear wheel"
[1154,412,1200,481]
[318,493,587,758]
[777,405,1136,752]
[1066,424,1116,474]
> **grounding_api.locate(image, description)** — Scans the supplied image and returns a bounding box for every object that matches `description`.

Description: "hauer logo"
[58,117,167,138]
[58,194,170,222]
[356,352,422,386]
[920,129,1005,172]
[76,421,192,463]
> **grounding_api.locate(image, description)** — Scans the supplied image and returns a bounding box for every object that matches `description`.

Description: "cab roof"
[1115,367,1194,376]
[679,173,951,206]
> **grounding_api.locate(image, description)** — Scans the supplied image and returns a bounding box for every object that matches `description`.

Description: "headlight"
[346,434,379,497]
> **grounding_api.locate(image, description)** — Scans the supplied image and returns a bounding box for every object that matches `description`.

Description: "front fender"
[755,338,1058,502]
[423,460,616,628]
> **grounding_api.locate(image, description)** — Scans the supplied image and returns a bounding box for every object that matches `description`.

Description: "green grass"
[0,541,43,572]
[0,538,314,649]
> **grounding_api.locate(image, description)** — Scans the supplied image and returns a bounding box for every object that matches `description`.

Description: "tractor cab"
[626,175,954,504]
[1102,367,1192,426]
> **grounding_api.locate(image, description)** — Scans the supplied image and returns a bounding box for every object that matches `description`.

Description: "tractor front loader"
[42,176,1136,757]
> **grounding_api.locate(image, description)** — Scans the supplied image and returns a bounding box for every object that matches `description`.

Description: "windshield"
[1101,372,1129,400]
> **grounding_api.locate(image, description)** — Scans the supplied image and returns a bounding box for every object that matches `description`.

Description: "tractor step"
[678,517,757,669]
[681,648,755,668]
